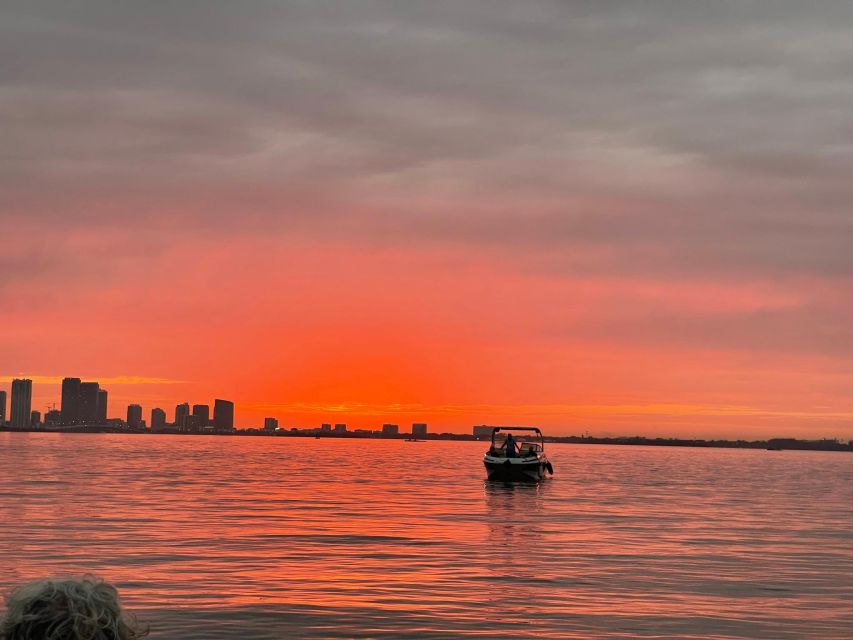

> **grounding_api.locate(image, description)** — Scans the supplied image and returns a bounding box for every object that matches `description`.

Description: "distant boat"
[483,427,553,482]
[404,438,425,442]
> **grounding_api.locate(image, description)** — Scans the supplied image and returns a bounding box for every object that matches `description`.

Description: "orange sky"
[3,232,852,439]
[2,3,852,439]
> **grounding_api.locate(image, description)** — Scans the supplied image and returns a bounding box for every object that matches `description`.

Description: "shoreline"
[1,426,850,452]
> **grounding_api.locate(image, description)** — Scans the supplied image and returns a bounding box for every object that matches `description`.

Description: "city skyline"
[0,376,237,431]
[0,373,850,440]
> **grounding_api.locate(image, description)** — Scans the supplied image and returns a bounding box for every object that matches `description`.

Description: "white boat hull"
[483,454,552,482]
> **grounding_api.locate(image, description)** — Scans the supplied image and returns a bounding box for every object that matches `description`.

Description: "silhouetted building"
[264,417,278,431]
[412,423,427,437]
[382,423,399,436]
[79,382,100,424]
[321,423,332,432]
[127,404,143,429]
[213,399,234,430]
[45,409,61,426]
[151,408,166,431]
[30,410,41,427]
[0,390,6,426]
[192,404,210,429]
[61,377,82,425]
[174,403,190,428]
[334,423,347,433]
[10,379,33,429]
[96,389,108,423]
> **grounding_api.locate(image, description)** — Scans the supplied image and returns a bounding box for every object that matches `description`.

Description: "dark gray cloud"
[2,0,853,280]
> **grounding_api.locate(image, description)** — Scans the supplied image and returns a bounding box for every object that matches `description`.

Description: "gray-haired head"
[0,576,146,640]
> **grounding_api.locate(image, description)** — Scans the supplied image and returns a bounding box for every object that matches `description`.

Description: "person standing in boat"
[504,432,517,458]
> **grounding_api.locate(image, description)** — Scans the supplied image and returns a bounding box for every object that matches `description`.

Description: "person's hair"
[0,576,147,640]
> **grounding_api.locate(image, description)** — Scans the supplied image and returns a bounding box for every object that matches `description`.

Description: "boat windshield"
[489,433,542,456]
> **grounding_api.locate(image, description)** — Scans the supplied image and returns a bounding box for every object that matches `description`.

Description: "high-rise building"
[320,423,332,432]
[192,404,210,429]
[10,379,33,429]
[79,382,100,424]
[0,390,6,426]
[412,423,428,437]
[151,408,166,431]
[382,423,399,436]
[127,404,143,429]
[61,377,81,425]
[174,403,190,428]
[30,410,41,427]
[334,423,347,433]
[263,417,278,431]
[96,389,108,423]
[213,399,234,430]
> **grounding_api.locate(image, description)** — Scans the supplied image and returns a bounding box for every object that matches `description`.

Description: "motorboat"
[483,427,553,482]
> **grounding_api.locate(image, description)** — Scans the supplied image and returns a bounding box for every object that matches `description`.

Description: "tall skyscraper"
[263,417,278,431]
[412,423,428,437]
[192,404,210,428]
[0,390,6,426]
[151,408,166,431]
[174,403,190,428]
[10,379,33,429]
[127,404,143,429]
[79,382,100,424]
[96,389,108,423]
[61,377,81,425]
[213,399,234,430]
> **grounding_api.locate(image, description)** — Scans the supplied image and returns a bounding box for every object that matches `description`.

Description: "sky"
[2,1,852,438]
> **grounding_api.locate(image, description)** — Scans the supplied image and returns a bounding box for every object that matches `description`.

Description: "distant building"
[263,417,278,431]
[175,403,190,428]
[213,399,234,430]
[30,410,41,427]
[412,423,428,437]
[473,425,495,438]
[334,423,347,433]
[151,408,166,431]
[45,409,62,426]
[96,389,108,423]
[192,404,210,429]
[61,377,82,425]
[79,382,100,424]
[10,379,33,429]
[382,423,399,436]
[0,390,6,426]
[321,423,332,432]
[127,404,143,429]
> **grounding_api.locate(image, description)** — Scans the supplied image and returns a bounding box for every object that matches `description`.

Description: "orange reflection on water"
[1,433,850,639]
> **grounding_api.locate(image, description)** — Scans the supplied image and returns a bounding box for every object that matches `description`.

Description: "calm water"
[0,433,850,639]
